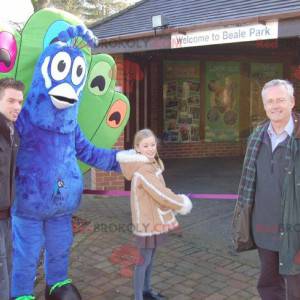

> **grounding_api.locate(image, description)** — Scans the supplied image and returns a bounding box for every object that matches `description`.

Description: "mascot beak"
[49,83,79,110]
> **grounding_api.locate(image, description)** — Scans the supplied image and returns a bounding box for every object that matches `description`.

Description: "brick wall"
[91,133,125,190]
[113,54,125,88]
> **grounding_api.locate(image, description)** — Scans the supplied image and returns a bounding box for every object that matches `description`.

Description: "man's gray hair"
[261,79,294,101]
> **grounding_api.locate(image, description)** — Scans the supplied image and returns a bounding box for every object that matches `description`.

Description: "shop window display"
[205,61,240,142]
[163,61,200,143]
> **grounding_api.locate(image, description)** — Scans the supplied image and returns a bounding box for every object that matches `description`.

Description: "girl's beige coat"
[117,150,192,236]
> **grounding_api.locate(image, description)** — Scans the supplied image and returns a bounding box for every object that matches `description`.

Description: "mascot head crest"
[57,25,98,48]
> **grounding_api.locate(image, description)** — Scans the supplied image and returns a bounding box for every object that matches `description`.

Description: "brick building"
[89,0,300,190]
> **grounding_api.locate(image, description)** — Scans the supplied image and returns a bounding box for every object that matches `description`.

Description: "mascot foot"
[14,296,35,300]
[45,279,81,300]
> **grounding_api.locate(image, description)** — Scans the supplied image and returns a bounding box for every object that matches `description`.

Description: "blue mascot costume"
[11,26,120,300]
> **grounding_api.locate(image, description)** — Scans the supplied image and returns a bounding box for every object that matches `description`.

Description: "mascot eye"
[72,56,86,85]
[88,61,115,96]
[51,51,71,81]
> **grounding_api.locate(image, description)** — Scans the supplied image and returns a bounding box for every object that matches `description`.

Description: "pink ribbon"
[83,189,238,200]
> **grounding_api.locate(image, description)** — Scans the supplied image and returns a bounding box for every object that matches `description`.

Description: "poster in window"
[250,63,283,128]
[163,61,200,143]
[205,61,240,142]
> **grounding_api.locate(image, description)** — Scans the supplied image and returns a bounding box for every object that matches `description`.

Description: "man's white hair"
[261,79,294,102]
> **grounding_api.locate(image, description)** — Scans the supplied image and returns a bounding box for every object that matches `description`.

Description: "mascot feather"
[10,25,120,300]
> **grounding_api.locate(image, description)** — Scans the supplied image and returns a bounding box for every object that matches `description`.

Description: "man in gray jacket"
[0,78,24,300]
[232,79,300,300]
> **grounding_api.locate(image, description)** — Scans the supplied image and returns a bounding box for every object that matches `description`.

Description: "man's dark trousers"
[0,218,12,300]
[258,247,300,300]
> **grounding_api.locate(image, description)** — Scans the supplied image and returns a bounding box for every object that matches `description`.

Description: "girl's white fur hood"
[117,149,156,180]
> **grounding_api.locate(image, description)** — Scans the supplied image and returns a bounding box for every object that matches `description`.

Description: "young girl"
[117,129,192,300]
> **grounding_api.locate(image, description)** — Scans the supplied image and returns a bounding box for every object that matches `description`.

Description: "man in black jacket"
[0,78,24,300]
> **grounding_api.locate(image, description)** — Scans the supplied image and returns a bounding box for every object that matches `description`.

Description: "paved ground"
[33,157,262,300]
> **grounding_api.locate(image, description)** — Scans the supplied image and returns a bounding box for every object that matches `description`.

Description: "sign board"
[171,21,278,48]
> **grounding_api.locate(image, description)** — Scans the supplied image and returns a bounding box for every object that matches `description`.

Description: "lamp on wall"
[152,14,169,35]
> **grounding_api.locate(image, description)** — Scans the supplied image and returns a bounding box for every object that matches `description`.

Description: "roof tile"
[91,0,300,38]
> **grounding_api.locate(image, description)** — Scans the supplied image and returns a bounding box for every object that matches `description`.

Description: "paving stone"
[32,196,261,300]
[210,280,228,289]
[190,291,209,299]
[172,284,195,295]
[115,285,134,296]
[228,279,251,290]
[205,293,227,300]
[235,289,257,298]
[220,286,240,296]
[172,295,192,300]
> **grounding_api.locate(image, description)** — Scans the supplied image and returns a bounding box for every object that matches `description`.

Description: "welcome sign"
[171,21,278,48]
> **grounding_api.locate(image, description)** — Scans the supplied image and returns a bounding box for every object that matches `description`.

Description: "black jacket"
[0,112,19,218]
